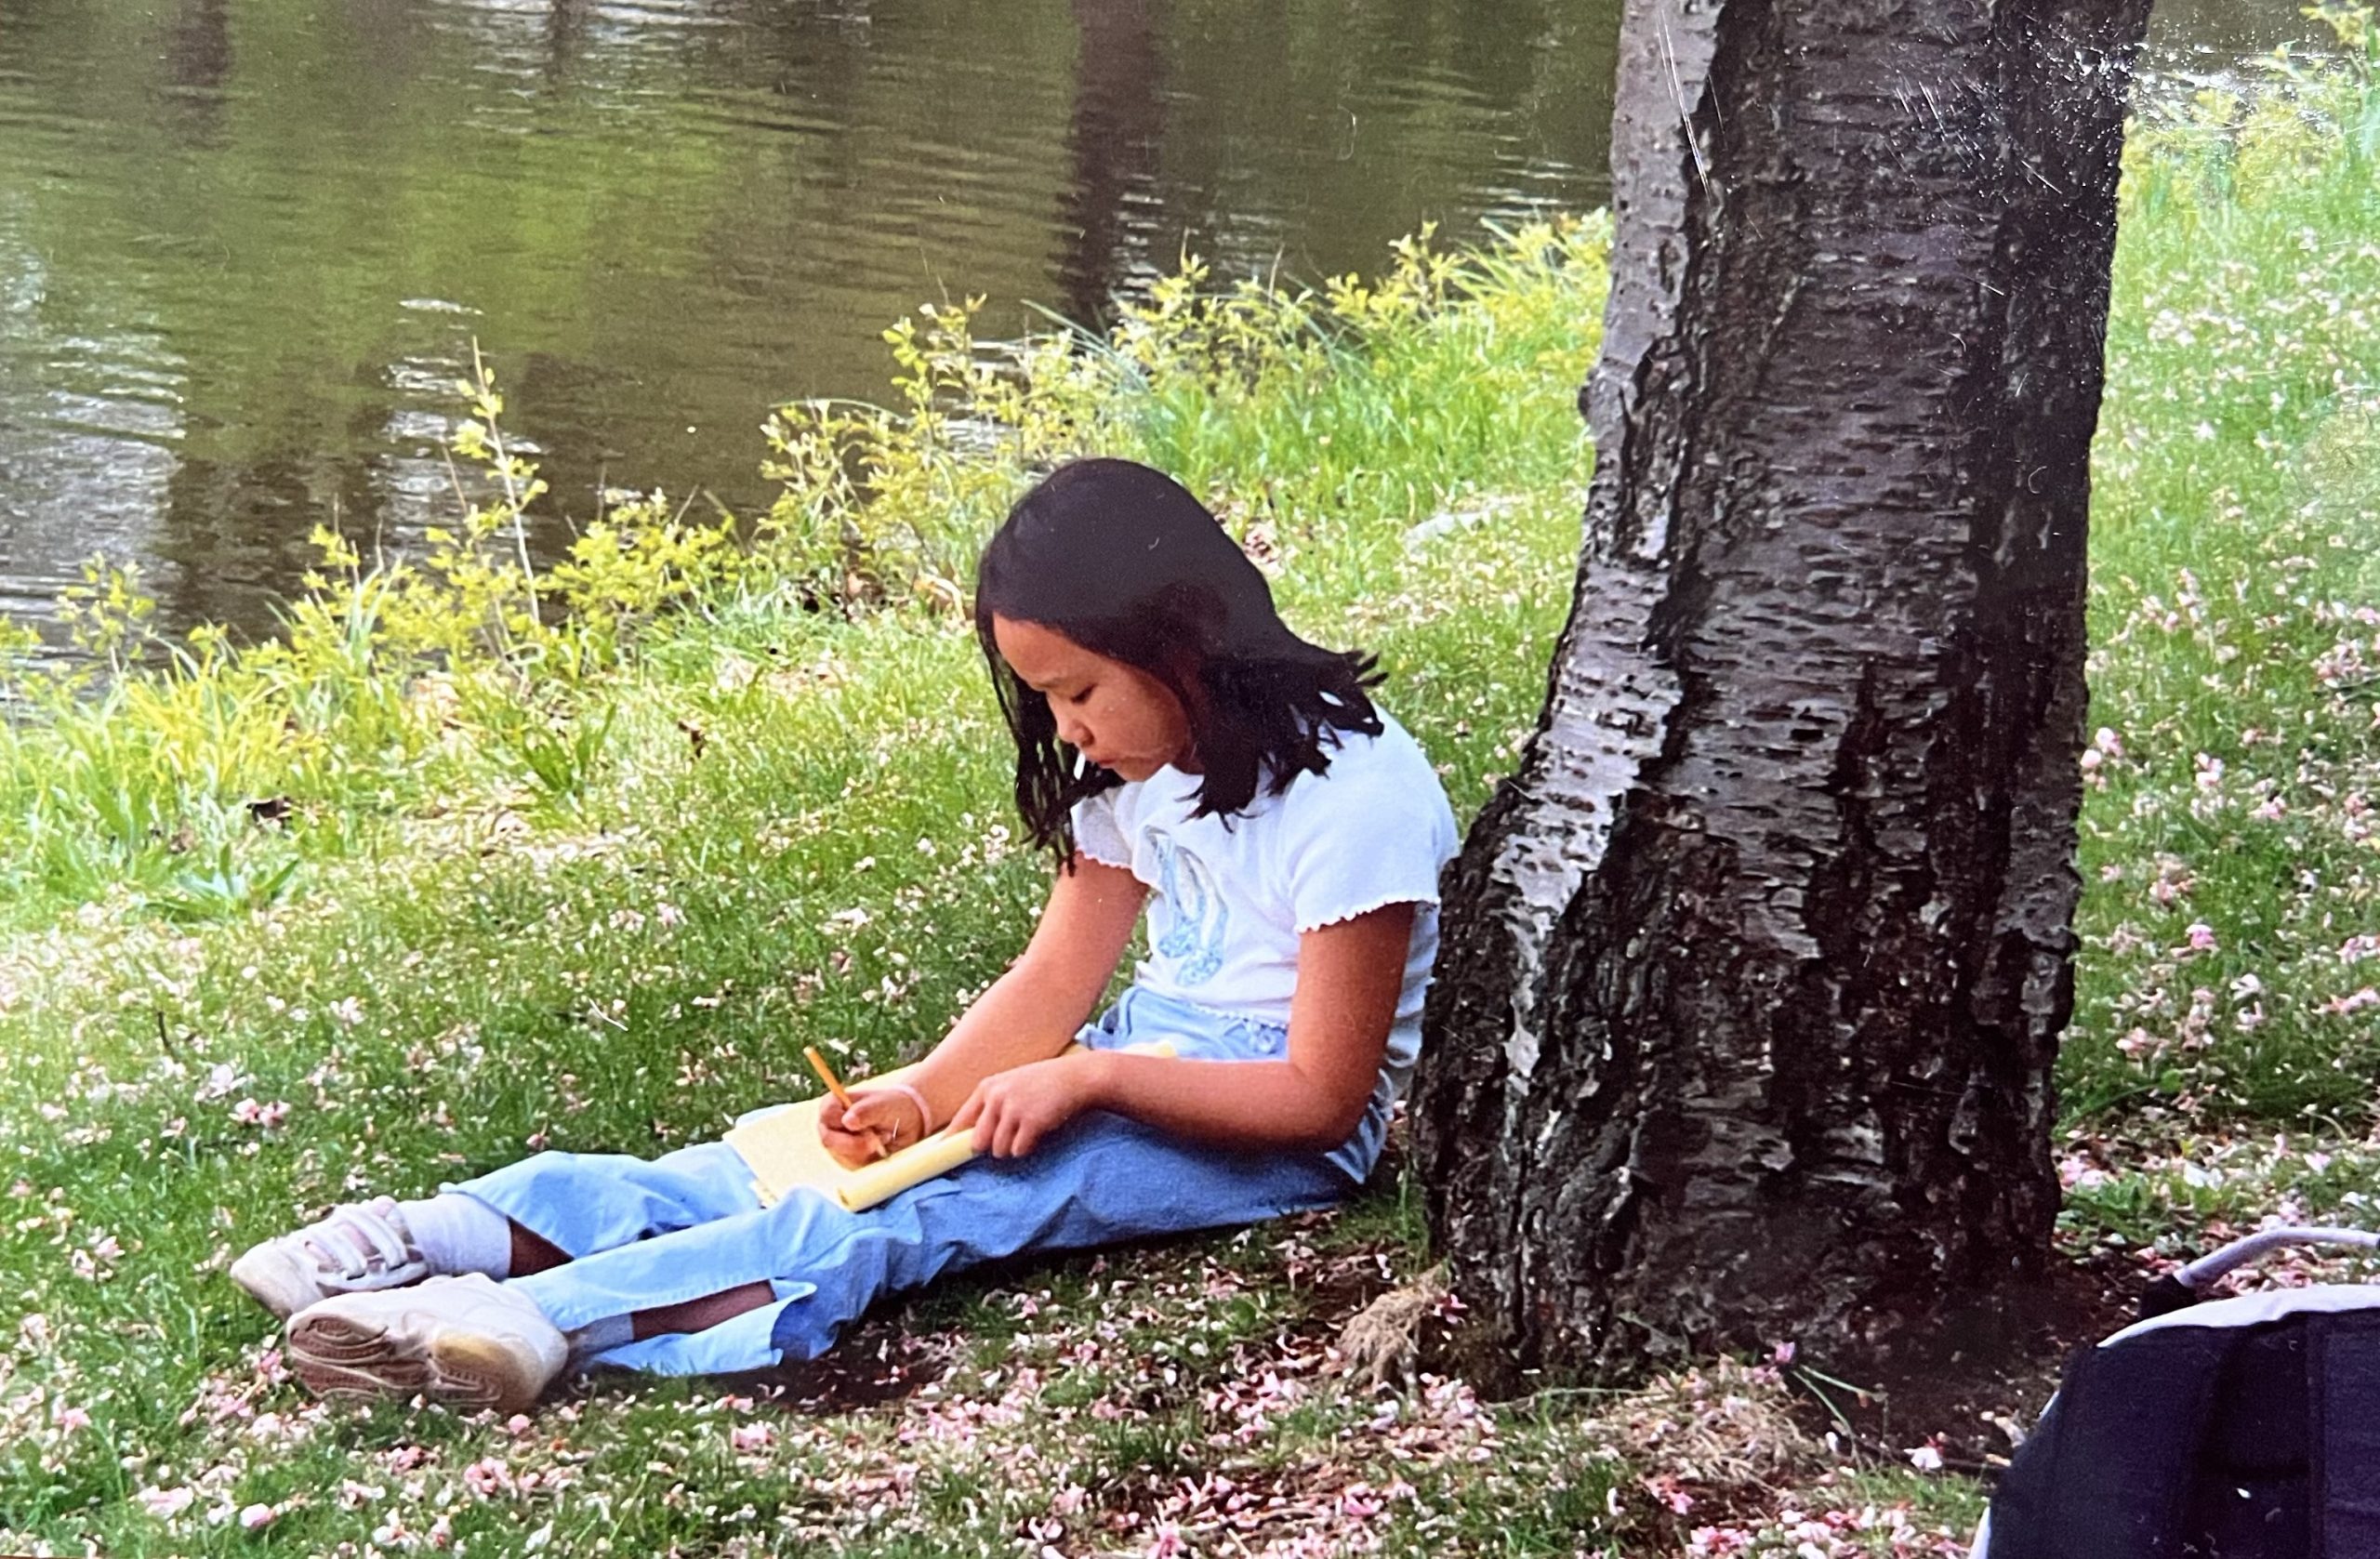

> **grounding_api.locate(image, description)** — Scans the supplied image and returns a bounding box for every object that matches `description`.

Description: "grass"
[2068,34,2380,1130]
[2,32,2379,1559]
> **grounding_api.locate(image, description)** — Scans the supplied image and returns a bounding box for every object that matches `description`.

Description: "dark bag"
[1978,1229,2380,1559]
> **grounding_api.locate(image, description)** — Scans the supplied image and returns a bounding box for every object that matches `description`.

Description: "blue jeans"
[452,987,1378,1376]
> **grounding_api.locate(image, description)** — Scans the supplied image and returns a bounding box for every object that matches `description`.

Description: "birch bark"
[1411,0,2155,1375]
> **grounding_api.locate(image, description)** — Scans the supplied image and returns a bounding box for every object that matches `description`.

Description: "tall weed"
[0,215,1606,933]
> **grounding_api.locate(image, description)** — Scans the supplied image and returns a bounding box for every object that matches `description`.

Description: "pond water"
[0,0,2321,644]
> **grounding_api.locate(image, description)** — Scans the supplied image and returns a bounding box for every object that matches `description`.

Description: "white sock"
[397,1194,515,1278]
[568,1314,634,1360]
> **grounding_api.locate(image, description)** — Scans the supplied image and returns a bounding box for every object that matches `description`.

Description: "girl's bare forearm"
[1081,1051,1367,1153]
[907,959,1101,1126]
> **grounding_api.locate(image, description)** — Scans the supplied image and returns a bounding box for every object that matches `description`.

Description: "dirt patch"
[739,1318,958,1415]
[722,1208,1405,1419]
[1815,1250,2142,1473]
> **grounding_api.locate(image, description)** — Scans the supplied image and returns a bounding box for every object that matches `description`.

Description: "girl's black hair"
[975,457,1385,861]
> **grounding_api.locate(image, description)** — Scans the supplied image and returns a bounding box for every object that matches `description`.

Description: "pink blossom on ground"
[462,1457,517,1499]
[1646,1473,1697,1514]
[238,1503,278,1530]
[2059,1155,2111,1190]
[138,1486,196,1519]
[1340,1484,1383,1519]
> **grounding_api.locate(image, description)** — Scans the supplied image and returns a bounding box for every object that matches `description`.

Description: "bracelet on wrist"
[859,1081,936,1148]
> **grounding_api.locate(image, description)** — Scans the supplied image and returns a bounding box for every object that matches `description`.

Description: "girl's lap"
[908,1106,1358,1261]
[490,1105,1357,1309]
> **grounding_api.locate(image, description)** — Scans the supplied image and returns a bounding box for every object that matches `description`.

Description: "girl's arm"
[820,854,1146,1163]
[952,903,1415,1157]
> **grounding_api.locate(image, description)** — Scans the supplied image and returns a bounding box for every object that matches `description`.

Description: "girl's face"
[991,614,1197,781]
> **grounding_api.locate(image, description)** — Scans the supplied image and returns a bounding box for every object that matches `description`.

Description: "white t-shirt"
[1068,710,1460,1104]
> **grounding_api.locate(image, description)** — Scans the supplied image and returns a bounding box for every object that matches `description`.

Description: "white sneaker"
[231,1197,431,1320]
[284,1274,568,1414]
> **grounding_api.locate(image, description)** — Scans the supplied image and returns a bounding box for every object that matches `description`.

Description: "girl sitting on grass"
[230,457,1460,1413]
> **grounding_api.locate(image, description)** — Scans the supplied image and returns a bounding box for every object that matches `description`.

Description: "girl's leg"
[286,1106,1370,1394]
[282,1143,780,1409]
[573,1108,1364,1378]
[443,1140,764,1267]
[506,1185,865,1351]
[511,1223,569,1275]
[634,1283,776,1337]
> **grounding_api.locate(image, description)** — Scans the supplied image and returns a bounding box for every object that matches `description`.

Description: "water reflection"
[541,0,593,86]
[161,0,233,146]
[1058,0,1166,324]
[0,0,2326,645]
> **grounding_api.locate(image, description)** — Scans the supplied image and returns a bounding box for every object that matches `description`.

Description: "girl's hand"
[949,1054,1104,1159]
[818,1090,928,1169]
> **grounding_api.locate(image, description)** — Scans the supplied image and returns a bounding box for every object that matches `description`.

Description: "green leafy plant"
[54,555,158,678]
[508,701,618,812]
[144,840,302,923]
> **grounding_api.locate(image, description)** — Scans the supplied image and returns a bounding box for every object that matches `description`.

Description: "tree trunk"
[1411,0,2154,1378]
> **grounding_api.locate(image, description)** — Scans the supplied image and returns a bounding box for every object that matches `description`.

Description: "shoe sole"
[286,1309,544,1414]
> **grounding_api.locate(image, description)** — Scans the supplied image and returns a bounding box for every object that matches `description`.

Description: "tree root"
[1333,1265,1448,1388]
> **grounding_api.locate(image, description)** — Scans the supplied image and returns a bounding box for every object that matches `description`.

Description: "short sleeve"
[1284,731,1458,932]
[1069,788,1133,869]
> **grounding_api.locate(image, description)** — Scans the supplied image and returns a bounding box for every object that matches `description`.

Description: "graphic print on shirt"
[1144,829,1227,985]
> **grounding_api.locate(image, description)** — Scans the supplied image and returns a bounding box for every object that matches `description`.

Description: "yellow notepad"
[723,1041,1173,1213]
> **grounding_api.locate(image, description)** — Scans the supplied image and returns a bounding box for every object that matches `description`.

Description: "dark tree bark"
[1411,0,2154,1378]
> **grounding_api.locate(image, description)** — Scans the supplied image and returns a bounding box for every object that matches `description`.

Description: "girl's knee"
[755,1187,863,1249]
[459,1149,590,1200]
[456,1148,716,1250]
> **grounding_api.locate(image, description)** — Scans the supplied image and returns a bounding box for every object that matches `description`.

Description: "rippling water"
[0,0,2320,643]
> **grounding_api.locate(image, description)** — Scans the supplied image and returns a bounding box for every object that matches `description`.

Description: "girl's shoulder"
[1271,710,1459,923]
[1313,707,1438,780]
[1082,711,1450,837]
[1281,710,1453,823]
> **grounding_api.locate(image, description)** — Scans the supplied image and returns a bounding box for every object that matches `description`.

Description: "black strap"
[1987,1328,2232,1559]
[2312,1311,2380,1559]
